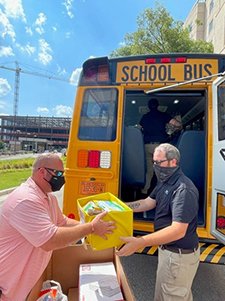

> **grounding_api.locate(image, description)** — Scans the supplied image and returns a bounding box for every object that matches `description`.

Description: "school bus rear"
[63,54,225,264]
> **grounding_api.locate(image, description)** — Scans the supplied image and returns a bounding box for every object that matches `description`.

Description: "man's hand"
[91,211,116,239]
[116,236,146,256]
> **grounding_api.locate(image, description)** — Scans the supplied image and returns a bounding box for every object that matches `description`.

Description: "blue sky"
[0,0,196,117]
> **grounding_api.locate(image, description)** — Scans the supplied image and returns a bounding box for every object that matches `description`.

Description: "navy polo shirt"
[150,167,199,249]
[139,109,171,143]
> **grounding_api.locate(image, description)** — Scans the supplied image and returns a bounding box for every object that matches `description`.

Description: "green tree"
[111,4,213,57]
[0,140,5,150]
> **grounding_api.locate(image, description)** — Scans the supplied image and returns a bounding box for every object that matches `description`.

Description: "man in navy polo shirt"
[117,143,200,301]
[139,98,171,194]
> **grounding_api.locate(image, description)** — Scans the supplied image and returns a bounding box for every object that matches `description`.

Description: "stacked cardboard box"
[79,262,124,301]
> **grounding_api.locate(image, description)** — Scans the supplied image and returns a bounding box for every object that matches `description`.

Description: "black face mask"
[153,165,178,183]
[46,175,65,192]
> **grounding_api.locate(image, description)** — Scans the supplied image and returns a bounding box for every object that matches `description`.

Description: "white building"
[184,0,225,53]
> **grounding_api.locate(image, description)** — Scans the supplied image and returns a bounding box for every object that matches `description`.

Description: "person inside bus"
[139,98,171,194]
[166,114,183,146]
[0,153,115,301]
[117,143,200,301]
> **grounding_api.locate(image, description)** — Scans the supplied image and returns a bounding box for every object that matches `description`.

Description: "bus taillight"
[161,58,171,63]
[77,150,111,169]
[175,57,187,63]
[89,150,100,168]
[145,57,187,64]
[145,58,156,64]
[100,151,111,168]
[77,150,89,167]
[97,65,109,81]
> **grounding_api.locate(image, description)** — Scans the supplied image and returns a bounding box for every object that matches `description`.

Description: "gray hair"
[155,143,180,164]
[32,153,61,171]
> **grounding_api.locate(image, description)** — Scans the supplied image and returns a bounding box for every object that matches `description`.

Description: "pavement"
[0,187,16,196]
[0,188,15,208]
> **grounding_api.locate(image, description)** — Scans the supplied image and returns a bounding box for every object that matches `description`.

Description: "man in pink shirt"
[0,153,115,301]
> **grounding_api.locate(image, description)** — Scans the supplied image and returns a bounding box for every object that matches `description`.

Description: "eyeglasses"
[44,167,64,177]
[152,159,169,166]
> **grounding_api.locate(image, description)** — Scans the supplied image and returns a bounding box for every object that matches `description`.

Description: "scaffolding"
[0,115,71,152]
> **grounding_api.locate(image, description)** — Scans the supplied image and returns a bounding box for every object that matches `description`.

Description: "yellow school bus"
[63,53,225,264]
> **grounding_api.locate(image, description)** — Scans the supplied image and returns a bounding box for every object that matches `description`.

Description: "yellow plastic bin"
[77,192,133,250]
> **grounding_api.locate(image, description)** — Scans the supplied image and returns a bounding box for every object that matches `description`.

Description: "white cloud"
[0,46,14,57]
[16,43,35,56]
[25,26,33,36]
[0,9,16,41]
[38,39,53,65]
[34,12,47,35]
[70,67,82,85]
[56,65,67,77]
[0,100,6,109]
[63,0,74,19]
[0,78,11,97]
[37,107,49,114]
[65,31,71,39]
[0,0,26,22]
[53,104,73,117]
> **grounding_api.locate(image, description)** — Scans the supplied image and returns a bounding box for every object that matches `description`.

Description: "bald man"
[0,153,115,301]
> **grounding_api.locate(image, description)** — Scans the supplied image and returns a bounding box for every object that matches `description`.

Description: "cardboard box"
[28,245,135,301]
[77,192,133,250]
[79,262,124,301]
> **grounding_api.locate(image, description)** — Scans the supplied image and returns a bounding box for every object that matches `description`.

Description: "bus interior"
[120,89,207,227]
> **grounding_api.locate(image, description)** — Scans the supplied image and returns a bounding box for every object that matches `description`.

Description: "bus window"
[78,88,118,141]
[218,82,225,141]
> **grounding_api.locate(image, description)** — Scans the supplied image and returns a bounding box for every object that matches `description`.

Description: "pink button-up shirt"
[0,177,67,301]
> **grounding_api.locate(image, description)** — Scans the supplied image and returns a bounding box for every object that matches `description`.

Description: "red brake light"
[160,58,171,63]
[175,57,187,63]
[145,58,156,64]
[89,150,100,168]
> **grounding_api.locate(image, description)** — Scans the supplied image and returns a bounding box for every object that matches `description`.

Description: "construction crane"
[0,61,75,116]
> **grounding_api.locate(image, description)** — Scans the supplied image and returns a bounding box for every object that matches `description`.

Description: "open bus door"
[211,76,225,244]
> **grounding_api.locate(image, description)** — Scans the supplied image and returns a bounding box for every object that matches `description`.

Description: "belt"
[160,245,197,254]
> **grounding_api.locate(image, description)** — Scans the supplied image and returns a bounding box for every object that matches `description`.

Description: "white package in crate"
[79,262,124,301]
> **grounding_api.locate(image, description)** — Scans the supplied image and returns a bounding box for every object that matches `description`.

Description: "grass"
[0,158,34,170]
[0,156,67,190]
[0,169,32,190]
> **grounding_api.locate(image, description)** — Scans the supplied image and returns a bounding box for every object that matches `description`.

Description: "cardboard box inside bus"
[77,192,133,250]
[28,244,135,301]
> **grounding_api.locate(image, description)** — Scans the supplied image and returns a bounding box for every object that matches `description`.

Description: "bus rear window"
[78,88,118,141]
[218,82,225,141]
